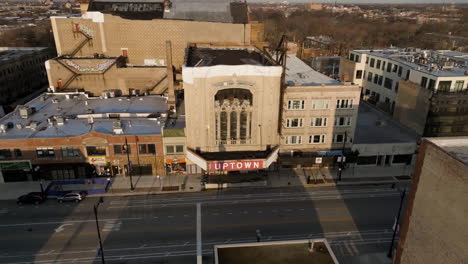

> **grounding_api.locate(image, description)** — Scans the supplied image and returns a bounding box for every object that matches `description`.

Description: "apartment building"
[280,55,361,167]
[340,48,468,136]
[0,93,167,183]
[0,47,55,108]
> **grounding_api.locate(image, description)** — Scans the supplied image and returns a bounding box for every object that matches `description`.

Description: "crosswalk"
[102,219,122,232]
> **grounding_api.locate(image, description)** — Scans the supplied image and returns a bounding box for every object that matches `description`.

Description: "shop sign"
[209,160,264,171]
[88,156,106,165]
[315,157,323,164]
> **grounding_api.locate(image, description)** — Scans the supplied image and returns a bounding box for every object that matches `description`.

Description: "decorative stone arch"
[213,88,253,144]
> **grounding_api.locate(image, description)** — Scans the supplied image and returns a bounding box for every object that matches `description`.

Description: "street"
[0,184,406,264]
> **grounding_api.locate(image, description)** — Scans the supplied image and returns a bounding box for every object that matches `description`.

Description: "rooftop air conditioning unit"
[52,99,59,104]
[0,124,6,133]
[29,121,38,130]
[56,116,65,126]
[86,109,94,114]
[113,120,123,134]
[87,116,94,124]
[19,106,32,119]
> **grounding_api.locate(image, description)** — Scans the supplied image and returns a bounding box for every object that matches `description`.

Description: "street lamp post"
[124,137,134,191]
[387,189,406,259]
[93,197,105,264]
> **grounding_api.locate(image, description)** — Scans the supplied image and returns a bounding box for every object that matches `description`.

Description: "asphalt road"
[0,184,407,264]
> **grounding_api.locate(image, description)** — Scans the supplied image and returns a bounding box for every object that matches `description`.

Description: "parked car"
[17,192,45,205]
[57,191,87,203]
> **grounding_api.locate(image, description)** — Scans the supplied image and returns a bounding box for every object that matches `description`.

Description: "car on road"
[57,191,87,203]
[17,192,45,205]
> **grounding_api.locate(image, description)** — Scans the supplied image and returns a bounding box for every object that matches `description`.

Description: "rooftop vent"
[16,123,23,130]
[65,94,71,99]
[0,124,6,133]
[19,106,32,119]
[29,121,38,130]
[87,116,94,124]
[56,116,65,126]
[52,98,59,104]
[86,109,94,114]
[113,120,123,134]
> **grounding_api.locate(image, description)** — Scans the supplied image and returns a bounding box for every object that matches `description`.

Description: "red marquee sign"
[209,160,264,171]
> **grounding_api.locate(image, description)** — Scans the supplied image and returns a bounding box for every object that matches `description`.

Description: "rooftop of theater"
[185,46,276,67]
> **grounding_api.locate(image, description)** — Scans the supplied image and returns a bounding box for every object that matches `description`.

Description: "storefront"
[0,160,32,182]
[88,156,111,177]
[165,158,186,173]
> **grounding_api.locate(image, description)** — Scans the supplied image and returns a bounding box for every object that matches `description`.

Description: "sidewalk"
[0,166,412,200]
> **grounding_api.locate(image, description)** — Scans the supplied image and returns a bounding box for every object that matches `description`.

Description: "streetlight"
[124,137,134,191]
[93,197,105,264]
[387,188,406,259]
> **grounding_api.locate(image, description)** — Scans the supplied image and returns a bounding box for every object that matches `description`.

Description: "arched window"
[214,89,253,144]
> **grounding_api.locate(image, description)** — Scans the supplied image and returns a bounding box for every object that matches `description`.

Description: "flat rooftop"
[0,47,48,62]
[286,55,341,86]
[0,93,169,139]
[354,102,420,144]
[215,239,338,264]
[185,47,275,67]
[427,137,468,165]
[353,48,468,77]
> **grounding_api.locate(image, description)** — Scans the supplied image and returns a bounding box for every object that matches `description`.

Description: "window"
[312,99,329,110]
[350,53,355,61]
[366,57,369,64]
[395,82,399,93]
[285,136,302,145]
[384,78,393,90]
[336,99,353,109]
[166,145,175,153]
[370,58,375,67]
[175,145,184,153]
[387,62,392,72]
[455,81,465,91]
[355,70,363,79]
[0,149,12,159]
[309,135,325,144]
[438,81,452,92]
[382,61,386,70]
[405,70,410,80]
[421,76,428,88]
[392,154,412,165]
[335,116,352,127]
[139,144,156,154]
[376,60,381,69]
[36,147,55,158]
[61,147,81,158]
[357,156,378,165]
[428,79,436,90]
[355,55,360,62]
[398,66,402,77]
[311,117,327,127]
[86,146,106,156]
[378,75,383,85]
[286,118,303,128]
[14,149,22,157]
[393,64,398,72]
[373,74,379,84]
[334,134,345,143]
[367,72,373,82]
[287,100,305,110]
[114,145,130,155]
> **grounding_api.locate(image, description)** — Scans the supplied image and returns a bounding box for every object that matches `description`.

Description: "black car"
[17,192,45,205]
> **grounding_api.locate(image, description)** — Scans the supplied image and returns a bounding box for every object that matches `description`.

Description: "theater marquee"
[209,160,265,171]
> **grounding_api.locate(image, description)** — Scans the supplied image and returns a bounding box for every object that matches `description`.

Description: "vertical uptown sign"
[209,160,265,171]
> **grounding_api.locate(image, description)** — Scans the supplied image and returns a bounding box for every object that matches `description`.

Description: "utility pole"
[125,137,134,190]
[388,189,406,259]
[94,197,105,264]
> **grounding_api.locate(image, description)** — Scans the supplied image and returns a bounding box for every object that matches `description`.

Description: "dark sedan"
[17,192,45,205]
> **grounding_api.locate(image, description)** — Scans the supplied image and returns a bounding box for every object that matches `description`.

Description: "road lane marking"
[0,217,143,227]
[54,224,73,233]
[196,203,202,264]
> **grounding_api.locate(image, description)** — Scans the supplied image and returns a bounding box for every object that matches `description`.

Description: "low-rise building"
[340,48,468,137]
[0,93,167,182]
[280,55,361,168]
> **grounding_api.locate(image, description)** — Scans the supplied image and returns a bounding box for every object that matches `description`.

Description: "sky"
[249,0,468,4]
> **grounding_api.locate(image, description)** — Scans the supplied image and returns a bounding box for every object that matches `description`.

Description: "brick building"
[0,93,166,182]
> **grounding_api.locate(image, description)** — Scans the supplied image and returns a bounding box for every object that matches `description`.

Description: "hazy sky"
[249,0,468,3]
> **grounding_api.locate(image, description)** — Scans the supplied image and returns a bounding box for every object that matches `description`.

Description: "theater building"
[183,45,282,174]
